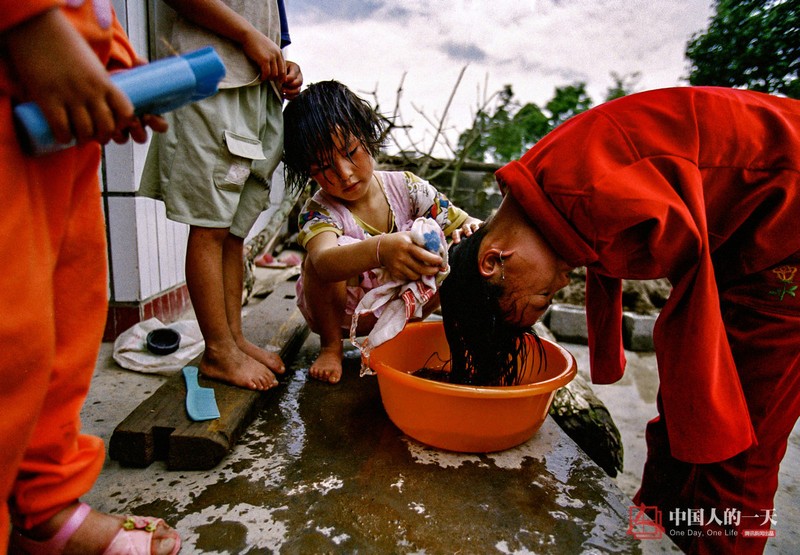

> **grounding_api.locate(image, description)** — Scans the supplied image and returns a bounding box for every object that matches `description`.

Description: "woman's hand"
[451,217,483,244]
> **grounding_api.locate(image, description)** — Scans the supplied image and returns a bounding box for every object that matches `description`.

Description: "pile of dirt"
[553,267,671,315]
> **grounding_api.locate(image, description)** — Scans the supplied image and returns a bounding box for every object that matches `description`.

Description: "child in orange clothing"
[1,1,178,553]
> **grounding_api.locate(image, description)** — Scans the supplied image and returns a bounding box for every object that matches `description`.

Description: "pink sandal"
[10,502,181,555]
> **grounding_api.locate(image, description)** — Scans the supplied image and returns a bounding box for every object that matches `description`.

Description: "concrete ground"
[79,298,798,554]
[82,339,652,554]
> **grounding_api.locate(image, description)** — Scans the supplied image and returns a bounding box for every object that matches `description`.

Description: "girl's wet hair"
[283,80,385,193]
[440,225,539,386]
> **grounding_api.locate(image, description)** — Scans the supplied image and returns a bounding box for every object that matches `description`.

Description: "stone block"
[545,304,588,345]
[622,311,656,351]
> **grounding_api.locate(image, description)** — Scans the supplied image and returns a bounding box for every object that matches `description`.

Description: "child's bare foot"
[238,339,286,376]
[13,502,180,555]
[309,346,343,384]
[200,344,278,390]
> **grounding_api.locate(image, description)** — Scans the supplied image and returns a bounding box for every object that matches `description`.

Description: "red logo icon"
[627,505,665,540]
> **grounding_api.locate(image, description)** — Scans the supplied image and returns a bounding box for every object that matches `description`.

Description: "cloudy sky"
[283,0,714,152]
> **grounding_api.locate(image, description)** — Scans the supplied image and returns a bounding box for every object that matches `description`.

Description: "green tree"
[544,83,593,129]
[605,71,642,101]
[458,83,592,164]
[685,0,799,98]
[455,73,643,164]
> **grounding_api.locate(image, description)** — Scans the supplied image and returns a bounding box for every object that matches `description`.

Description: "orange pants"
[0,97,107,550]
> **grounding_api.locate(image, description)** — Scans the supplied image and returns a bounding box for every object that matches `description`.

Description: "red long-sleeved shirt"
[496,86,800,463]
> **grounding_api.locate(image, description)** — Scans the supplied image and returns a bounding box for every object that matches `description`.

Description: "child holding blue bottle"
[1,1,179,553]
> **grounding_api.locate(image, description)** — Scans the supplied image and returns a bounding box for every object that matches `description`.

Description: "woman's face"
[481,197,573,328]
[308,132,375,203]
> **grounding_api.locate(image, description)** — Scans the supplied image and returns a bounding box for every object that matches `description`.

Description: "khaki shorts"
[139,82,283,238]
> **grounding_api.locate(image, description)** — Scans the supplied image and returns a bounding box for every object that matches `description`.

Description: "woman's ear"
[478,247,504,279]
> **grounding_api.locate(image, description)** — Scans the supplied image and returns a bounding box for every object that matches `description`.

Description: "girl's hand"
[451,217,483,244]
[281,62,303,100]
[111,113,169,144]
[111,56,169,144]
[378,232,444,281]
[6,8,135,146]
[240,28,286,82]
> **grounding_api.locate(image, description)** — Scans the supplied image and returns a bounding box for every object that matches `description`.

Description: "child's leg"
[5,140,179,555]
[186,225,277,390]
[301,260,349,384]
[222,232,285,375]
[11,146,108,527]
[0,119,68,549]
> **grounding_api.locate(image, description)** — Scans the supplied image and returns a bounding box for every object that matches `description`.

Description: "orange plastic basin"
[367,320,577,453]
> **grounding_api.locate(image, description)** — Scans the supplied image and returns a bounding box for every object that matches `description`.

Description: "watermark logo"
[743,529,776,538]
[627,505,664,540]
[628,506,777,540]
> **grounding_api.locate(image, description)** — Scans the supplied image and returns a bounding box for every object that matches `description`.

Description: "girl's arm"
[305,231,444,283]
[163,0,286,82]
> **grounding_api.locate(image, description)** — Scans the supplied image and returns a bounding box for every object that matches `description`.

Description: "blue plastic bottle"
[13,46,226,156]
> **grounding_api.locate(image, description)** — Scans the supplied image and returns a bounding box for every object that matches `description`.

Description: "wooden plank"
[109,280,309,470]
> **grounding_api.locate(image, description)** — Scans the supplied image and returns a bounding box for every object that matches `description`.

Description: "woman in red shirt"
[441,86,800,554]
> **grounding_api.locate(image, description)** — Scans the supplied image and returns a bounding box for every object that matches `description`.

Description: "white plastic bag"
[112,318,205,375]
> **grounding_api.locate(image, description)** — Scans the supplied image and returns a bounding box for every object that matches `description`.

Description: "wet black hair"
[282,80,385,193]
[440,225,542,386]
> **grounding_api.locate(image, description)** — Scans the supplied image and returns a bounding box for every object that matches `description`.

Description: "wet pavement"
[81,338,647,553]
[79,304,798,554]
